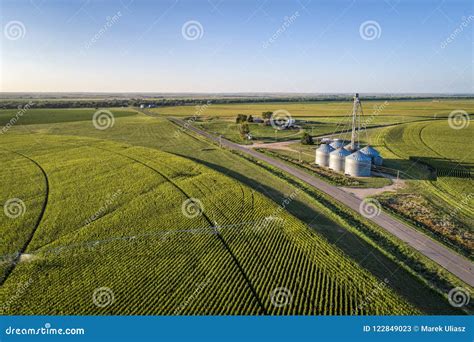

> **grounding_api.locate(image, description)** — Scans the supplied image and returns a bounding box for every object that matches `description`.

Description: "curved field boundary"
[417,125,466,207]
[244,117,450,150]
[418,125,443,157]
[384,122,473,217]
[185,174,322,312]
[0,149,49,286]
[92,145,268,314]
[197,181,319,311]
[371,123,473,257]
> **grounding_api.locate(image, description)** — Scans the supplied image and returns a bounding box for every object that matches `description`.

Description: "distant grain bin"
[329,147,350,172]
[345,151,372,177]
[359,145,383,166]
[329,139,345,149]
[315,143,335,167]
[320,137,332,144]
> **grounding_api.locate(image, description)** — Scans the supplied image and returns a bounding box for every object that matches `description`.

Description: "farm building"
[285,118,297,128]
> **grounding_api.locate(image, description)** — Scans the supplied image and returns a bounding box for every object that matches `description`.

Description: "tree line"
[1,95,471,109]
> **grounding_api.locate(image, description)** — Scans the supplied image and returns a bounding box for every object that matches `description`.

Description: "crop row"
[0,138,417,315]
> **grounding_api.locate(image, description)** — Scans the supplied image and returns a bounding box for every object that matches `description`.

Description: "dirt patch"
[19,254,35,262]
[339,174,405,199]
[247,140,299,151]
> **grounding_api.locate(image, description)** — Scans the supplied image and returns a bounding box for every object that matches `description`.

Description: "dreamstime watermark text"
[5,323,85,336]
[84,189,122,226]
[441,15,474,49]
[81,11,123,52]
[0,102,34,134]
[354,278,389,313]
[174,101,211,138]
[363,101,389,127]
[262,11,300,48]
[0,277,33,313]
[174,278,211,314]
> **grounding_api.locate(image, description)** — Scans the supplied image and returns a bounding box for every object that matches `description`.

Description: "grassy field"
[0,106,471,315]
[169,100,474,258]
[360,120,473,257]
[0,108,136,126]
[148,100,474,118]
[0,133,417,315]
[263,115,473,258]
[146,100,474,144]
[194,119,306,144]
[190,117,416,145]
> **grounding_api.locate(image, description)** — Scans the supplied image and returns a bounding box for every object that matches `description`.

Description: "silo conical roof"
[359,145,380,157]
[330,147,351,157]
[329,139,345,149]
[347,150,371,161]
[317,143,334,153]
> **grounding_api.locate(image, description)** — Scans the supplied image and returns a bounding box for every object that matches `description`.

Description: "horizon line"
[1,91,474,96]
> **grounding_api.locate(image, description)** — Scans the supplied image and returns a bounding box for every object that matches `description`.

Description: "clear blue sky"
[0,0,472,93]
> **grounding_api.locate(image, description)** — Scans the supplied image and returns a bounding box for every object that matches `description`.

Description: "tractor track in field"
[122,116,317,312]
[92,145,268,314]
[417,125,473,216]
[194,176,316,313]
[418,124,443,158]
[0,149,49,286]
[168,117,474,287]
[392,123,466,209]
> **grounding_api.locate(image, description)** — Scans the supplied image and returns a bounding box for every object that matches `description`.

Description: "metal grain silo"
[329,139,345,149]
[373,155,383,166]
[329,147,350,172]
[359,145,383,166]
[345,151,372,177]
[315,143,334,167]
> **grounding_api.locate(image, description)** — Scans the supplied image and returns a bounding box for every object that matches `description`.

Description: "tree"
[235,114,248,123]
[301,132,314,145]
[248,115,254,122]
[239,122,250,138]
[262,111,273,120]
